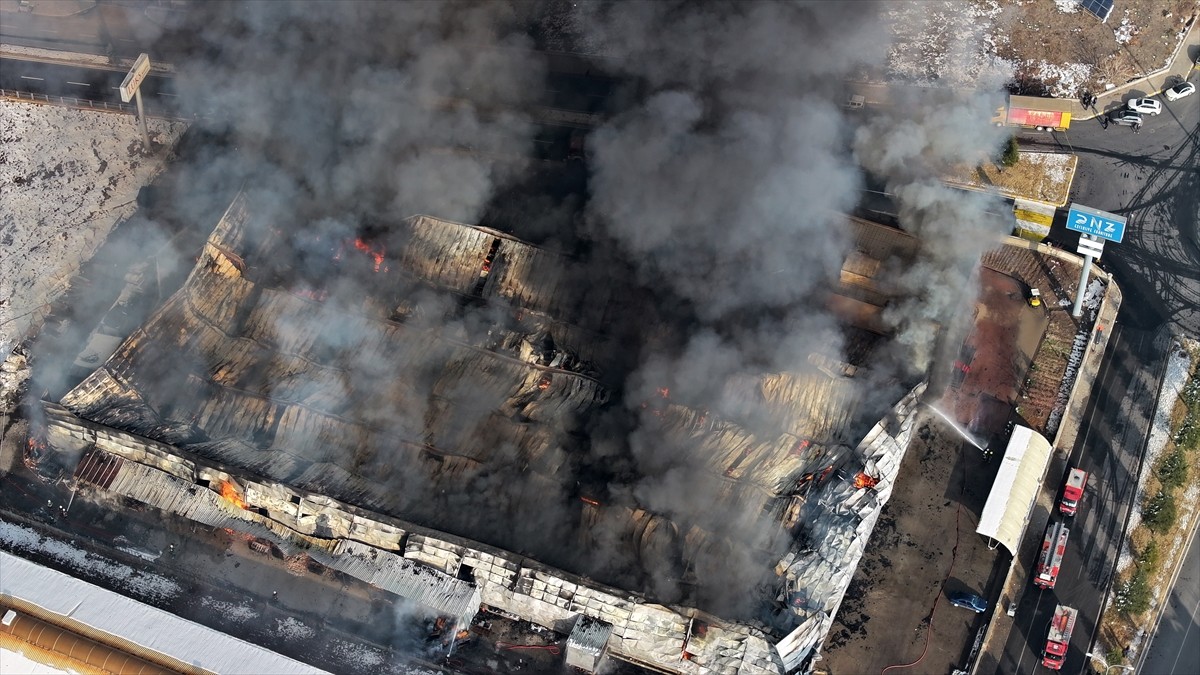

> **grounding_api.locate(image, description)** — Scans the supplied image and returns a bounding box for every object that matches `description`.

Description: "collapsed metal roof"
[41,403,784,674]
[52,192,924,673]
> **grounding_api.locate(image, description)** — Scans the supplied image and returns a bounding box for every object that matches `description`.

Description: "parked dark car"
[949,591,988,613]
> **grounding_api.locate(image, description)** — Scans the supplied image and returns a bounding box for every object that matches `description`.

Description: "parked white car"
[1165,82,1196,101]
[1126,97,1163,115]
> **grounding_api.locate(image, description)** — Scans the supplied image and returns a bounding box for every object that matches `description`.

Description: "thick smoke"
[170,1,544,226]
[572,0,1014,613]
[28,0,1021,629]
[853,63,1014,376]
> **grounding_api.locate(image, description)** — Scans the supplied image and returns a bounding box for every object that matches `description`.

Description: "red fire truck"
[1042,604,1078,670]
[1034,521,1069,589]
[1059,467,1088,516]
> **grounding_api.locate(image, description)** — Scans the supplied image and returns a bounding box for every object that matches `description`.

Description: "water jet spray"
[924,404,985,451]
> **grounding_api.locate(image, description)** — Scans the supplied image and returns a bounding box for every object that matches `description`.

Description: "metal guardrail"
[0,88,188,120]
[0,87,135,113]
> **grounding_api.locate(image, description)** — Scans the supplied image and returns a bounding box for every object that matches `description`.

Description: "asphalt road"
[1140,525,1200,675]
[0,0,183,61]
[1028,69,1200,334]
[994,72,1199,675]
[993,325,1167,675]
[0,55,178,106]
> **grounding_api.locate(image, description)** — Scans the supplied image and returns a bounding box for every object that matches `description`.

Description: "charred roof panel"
[400,215,496,291]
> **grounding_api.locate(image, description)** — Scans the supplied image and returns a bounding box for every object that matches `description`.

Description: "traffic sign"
[1077,235,1104,259]
[1066,203,1126,243]
[120,53,151,103]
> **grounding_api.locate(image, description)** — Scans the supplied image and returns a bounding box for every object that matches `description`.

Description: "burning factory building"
[24,188,931,674]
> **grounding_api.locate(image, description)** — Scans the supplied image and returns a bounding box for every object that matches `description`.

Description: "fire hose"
[880,436,969,675]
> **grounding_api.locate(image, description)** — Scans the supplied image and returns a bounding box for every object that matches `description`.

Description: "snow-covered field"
[0,101,186,356]
[0,519,182,602]
[885,0,1012,87]
[885,0,1194,97]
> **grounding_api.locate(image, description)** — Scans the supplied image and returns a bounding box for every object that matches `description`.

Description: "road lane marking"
[67,82,91,87]
[20,76,44,81]
[1167,589,1200,674]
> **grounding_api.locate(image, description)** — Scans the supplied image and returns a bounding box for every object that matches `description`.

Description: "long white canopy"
[976,424,1054,555]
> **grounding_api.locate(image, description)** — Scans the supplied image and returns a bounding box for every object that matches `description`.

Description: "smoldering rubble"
[36,0,1019,626]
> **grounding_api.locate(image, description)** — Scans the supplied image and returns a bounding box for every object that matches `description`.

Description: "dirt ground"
[951,269,1048,441]
[820,267,1050,675]
[819,421,1004,675]
[945,153,1077,207]
[998,0,1197,98]
[979,246,1097,436]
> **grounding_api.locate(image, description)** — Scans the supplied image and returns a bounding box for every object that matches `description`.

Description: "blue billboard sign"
[1066,203,1126,243]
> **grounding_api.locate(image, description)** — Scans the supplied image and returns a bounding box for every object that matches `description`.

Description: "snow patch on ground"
[1115,339,1197,661]
[1054,0,1080,13]
[1024,152,1073,187]
[115,545,160,562]
[1117,340,1195,573]
[330,639,386,670]
[885,0,1011,87]
[0,519,181,602]
[275,616,316,641]
[200,597,260,623]
[0,101,186,357]
[1114,10,1138,45]
[1029,60,1093,99]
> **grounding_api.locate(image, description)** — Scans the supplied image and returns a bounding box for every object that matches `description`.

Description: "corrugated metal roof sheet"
[315,540,479,624]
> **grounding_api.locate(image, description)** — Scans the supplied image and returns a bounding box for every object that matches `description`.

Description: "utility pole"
[119,53,152,151]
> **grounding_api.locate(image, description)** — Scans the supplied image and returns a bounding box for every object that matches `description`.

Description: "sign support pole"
[1071,255,1093,318]
[120,53,152,153]
[134,89,149,150]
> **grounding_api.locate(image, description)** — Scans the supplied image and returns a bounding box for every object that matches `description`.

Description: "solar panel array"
[1080,0,1114,22]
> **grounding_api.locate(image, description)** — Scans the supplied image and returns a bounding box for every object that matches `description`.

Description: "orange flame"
[657,387,670,398]
[219,480,246,509]
[853,472,878,490]
[580,496,600,506]
[537,375,552,390]
[789,439,811,457]
[456,630,470,641]
[352,238,387,272]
